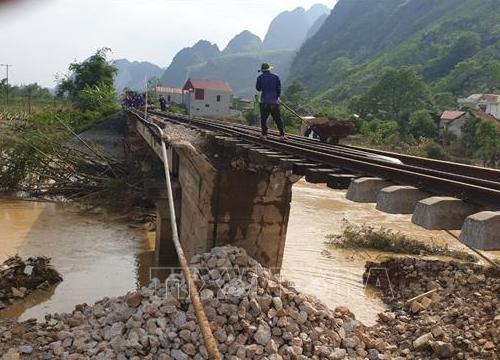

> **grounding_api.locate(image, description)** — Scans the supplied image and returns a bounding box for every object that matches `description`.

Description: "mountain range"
[113,59,163,91]
[113,0,498,103]
[113,4,330,96]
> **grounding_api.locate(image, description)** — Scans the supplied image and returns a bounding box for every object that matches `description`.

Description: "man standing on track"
[256,63,286,140]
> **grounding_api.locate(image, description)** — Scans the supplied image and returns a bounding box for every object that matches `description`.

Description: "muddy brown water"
[1,180,497,325]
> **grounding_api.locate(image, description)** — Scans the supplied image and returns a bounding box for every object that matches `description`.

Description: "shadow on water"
[0,198,156,321]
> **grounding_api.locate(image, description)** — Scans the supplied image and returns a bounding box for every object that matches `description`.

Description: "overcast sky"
[0,0,334,87]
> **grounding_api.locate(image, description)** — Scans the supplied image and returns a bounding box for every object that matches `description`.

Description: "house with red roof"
[439,110,471,137]
[183,78,233,118]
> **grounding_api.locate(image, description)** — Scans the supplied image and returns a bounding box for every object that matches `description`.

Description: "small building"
[458,93,500,119]
[156,86,186,105]
[439,110,471,138]
[183,78,233,118]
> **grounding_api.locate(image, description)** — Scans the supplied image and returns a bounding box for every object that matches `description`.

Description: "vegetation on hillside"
[290,0,500,102]
[269,0,500,167]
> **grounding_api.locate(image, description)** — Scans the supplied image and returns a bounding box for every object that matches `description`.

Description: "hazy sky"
[0,0,334,87]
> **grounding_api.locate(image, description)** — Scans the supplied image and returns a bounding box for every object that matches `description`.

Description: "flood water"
[0,199,155,321]
[281,180,477,325]
[1,180,495,325]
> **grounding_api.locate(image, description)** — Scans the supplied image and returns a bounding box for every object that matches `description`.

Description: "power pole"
[0,64,13,105]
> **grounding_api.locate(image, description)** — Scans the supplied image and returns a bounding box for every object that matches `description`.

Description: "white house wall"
[487,103,500,119]
[187,89,231,118]
[157,90,185,105]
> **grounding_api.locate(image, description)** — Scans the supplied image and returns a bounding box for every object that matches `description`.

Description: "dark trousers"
[260,103,285,136]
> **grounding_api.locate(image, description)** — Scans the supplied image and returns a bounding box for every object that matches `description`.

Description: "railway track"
[142,110,500,209]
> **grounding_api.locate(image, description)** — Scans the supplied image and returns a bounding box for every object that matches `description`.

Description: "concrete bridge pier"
[130,114,298,269]
[154,183,182,266]
[459,211,500,250]
[412,197,480,230]
[346,177,392,202]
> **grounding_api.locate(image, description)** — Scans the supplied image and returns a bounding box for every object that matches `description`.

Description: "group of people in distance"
[121,91,145,109]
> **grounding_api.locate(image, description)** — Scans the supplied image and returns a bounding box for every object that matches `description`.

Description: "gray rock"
[254,323,271,345]
[413,332,434,350]
[330,348,347,359]
[18,345,33,354]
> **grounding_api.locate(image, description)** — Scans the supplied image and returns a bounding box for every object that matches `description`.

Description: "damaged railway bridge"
[127,110,500,268]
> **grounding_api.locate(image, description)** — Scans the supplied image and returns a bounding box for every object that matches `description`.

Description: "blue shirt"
[256,72,281,104]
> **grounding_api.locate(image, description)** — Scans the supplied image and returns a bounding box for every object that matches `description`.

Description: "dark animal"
[308,118,357,144]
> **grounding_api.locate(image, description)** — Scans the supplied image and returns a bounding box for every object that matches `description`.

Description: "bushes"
[360,120,400,146]
[422,140,447,160]
[409,110,438,140]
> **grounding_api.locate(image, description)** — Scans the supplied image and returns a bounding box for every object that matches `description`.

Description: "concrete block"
[411,197,479,230]
[327,174,358,190]
[346,177,392,202]
[459,211,500,250]
[376,186,429,214]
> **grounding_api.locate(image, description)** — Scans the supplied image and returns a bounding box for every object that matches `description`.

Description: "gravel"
[363,258,499,359]
[0,246,379,359]
[0,248,498,359]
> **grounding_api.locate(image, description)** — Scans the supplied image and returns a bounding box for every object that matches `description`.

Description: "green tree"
[283,81,309,111]
[77,82,119,115]
[490,61,500,87]
[355,67,430,125]
[475,121,500,167]
[147,76,161,104]
[460,117,481,156]
[409,110,437,140]
[57,48,118,111]
[361,119,400,145]
[423,141,447,160]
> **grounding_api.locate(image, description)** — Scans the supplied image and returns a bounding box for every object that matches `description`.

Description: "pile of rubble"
[364,258,499,359]
[0,246,388,359]
[1,248,497,359]
[0,256,62,311]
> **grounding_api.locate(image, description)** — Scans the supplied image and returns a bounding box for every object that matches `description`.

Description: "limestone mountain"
[306,3,331,25]
[262,4,330,50]
[160,40,221,86]
[223,31,262,54]
[187,49,296,97]
[289,0,500,102]
[305,13,329,40]
[158,4,331,95]
[113,59,163,92]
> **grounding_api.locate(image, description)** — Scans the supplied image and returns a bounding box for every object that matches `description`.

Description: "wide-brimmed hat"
[259,63,273,72]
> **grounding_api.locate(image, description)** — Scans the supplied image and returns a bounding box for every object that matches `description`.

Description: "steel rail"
[143,111,500,209]
[150,110,500,183]
[151,112,500,192]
